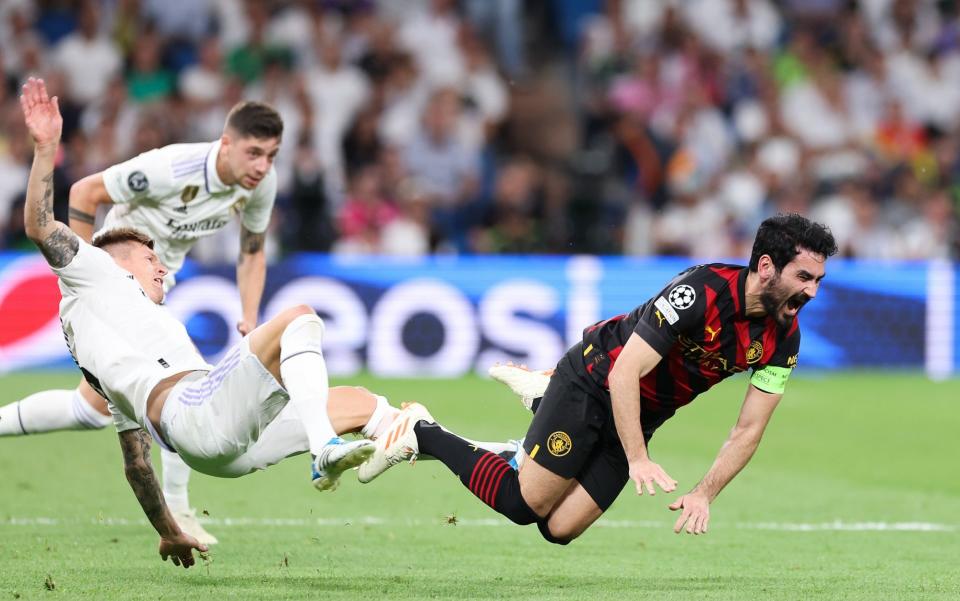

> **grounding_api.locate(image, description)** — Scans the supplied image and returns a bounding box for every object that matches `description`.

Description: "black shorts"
[522,345,644,511]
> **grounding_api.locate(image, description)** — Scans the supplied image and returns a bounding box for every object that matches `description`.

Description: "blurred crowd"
[1,0,959,260]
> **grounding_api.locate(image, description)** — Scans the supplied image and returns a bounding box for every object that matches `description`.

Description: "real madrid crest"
[232,196,248,214]
[746,340,764,364]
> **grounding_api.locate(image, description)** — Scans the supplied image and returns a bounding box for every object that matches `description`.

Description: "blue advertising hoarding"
[0,252,946,376]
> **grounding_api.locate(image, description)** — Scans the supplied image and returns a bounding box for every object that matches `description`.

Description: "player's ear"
[758,255,775,281]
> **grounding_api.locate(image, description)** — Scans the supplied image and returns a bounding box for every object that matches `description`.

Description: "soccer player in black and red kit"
[409,214,838,544]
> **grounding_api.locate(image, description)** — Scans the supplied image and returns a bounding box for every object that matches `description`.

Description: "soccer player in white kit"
[0,88,284,545]
[17,77,384,568]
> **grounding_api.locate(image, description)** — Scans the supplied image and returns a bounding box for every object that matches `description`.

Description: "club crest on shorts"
[128,171,149,192]
[747,340,764,364]
[547,431,572,457]
[668,285,696,310]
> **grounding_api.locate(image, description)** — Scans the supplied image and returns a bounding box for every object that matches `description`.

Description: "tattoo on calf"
[68,207,96,225]
[39,225,79,267]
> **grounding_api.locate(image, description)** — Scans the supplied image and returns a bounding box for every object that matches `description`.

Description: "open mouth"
[784,295,807,315]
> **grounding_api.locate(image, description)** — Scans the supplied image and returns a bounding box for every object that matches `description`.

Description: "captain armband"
[750,365,793,394]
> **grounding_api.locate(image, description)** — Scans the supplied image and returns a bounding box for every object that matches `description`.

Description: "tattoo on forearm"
[68,207,96,225]
[240,228,265,254]
[120,430,169,530]
[37,171,54,228]
[39,225,79,267]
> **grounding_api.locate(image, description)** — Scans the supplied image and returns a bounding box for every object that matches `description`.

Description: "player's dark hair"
[92,227,155,255]
[225,101,284,140]
[748,214,838,272]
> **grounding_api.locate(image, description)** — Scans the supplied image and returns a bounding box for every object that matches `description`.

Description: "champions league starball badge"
[668,284,696,310]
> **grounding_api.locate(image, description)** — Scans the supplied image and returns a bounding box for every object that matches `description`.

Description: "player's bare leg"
[536,481,603,542]
[247,305,373,491]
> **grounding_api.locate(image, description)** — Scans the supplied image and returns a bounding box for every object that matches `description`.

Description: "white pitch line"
[1,517,956,532]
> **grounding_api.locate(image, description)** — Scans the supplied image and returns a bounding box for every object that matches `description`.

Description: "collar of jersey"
[204,139,231,194]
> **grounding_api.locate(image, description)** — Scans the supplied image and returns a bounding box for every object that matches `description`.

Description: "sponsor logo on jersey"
[668,284,696,310]
[128,171,149,192]
[705,325,721,341]
[787,354,798,367]
[654,296,679,324]
[547,431,572,457]
[165,218,230,238]
[746,340,764,364]
[677,334,746,376]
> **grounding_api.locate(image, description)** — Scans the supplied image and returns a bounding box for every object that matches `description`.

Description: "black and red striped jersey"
[578,263,800,434]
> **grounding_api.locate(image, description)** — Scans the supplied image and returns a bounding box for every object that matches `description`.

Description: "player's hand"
[19,77,62,148]
[236,319,256,336]
[628,458,677,495]
[159,532,208,569]
[669,492,710,535]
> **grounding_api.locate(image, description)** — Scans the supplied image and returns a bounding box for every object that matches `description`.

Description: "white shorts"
[160,337,291,477]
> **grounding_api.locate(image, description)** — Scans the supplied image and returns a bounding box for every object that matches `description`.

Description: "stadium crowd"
[0,0,958,260]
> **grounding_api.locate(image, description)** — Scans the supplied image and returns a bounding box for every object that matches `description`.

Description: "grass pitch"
[1,370,958,600]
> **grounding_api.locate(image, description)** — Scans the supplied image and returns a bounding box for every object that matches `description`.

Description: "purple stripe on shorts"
[176,349,245,406]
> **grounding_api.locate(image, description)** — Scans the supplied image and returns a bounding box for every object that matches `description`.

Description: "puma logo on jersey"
[705,325,721,341]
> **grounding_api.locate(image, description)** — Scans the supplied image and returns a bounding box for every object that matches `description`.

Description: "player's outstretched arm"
[19,77,78,268]
[669,385,782,535]
[236,224,267,335]
[118,429,208,568]
[609,333,678,496]
[68,173,113,242]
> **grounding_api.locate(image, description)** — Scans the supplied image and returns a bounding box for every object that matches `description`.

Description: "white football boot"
[488,363,553,411]
[312,437,375,491]
[172,508,219,546]
[357,402,435,483]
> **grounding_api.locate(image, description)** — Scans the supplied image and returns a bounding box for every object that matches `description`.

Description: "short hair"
[748,214,838,272]
[92,227,154,256]
[224,101,284,140]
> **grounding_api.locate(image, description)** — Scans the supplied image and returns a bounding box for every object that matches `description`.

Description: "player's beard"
[759,271,808,328]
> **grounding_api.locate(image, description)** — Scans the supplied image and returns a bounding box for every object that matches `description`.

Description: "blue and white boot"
[312,437,375,492]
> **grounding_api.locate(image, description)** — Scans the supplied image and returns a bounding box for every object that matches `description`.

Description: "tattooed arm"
[118,429,180,537]
[118,429,207,567]
[235,224,267,335]
[19,78,79,268]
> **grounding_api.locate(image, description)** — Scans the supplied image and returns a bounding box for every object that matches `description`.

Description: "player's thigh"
[77,377,109,415]
[542,482,605,541]
[539,441,630,541]
[219,404,308,477]
[519,364,606,514]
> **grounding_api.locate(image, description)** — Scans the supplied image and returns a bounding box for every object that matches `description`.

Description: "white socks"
[279,314,337,455]
[0,389,112,436]
[160,448,193,513]
[361,395,400,440]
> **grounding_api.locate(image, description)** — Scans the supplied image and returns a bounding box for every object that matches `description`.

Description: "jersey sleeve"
[750,325,801,394]
[107,399,141,432]
[633,267,712,356]
[51,239,123,293]
[102,148,174,205]
[240,169,277,233]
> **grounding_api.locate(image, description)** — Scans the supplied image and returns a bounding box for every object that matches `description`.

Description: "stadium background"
[1,1,959,600]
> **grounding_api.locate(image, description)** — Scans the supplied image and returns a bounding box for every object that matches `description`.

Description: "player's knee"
[283,304,316,321]
[537,520,575,545]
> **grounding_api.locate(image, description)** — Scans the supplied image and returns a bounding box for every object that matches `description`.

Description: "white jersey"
[53,240,212,432]
[100,140,277,275]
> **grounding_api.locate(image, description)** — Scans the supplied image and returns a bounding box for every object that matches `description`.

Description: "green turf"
[1,371,958,600]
